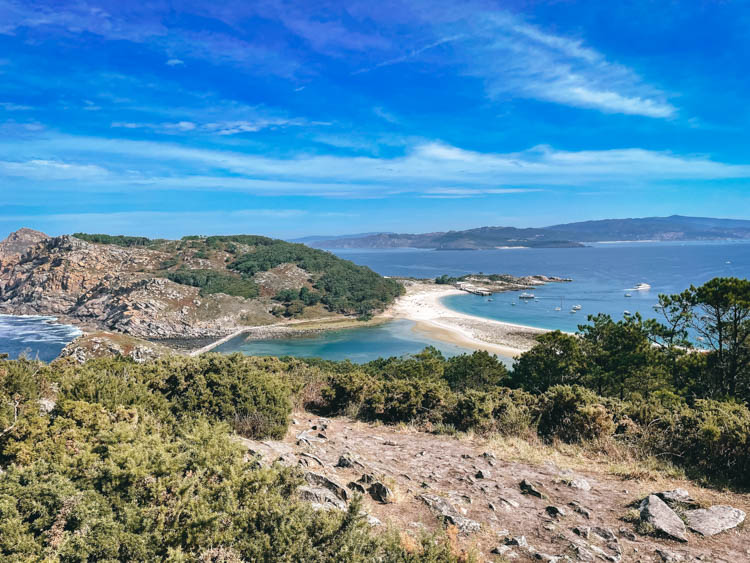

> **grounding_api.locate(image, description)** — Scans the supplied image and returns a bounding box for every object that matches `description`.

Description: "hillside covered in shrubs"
[78,232,405,317]
[0,277,748,559]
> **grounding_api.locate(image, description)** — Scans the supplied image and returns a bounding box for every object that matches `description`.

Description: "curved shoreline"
[382,282,548,358]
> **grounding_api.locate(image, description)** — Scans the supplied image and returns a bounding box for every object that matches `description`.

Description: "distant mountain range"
[306,216,750,250]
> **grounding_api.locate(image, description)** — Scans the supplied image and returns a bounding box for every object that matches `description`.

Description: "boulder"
[368,482,395,504]
[639,495,687,542]
[347,481,367,494]
[475,469,490,479]
[298,486,346,510]
[655,489,696,508]
[304,472,348,502]
[520,479,548,499]
[545,505,566,519]
[419,494,481,534]
[564,477,592,492]
[568,501,591,519]
[685,505,745,537]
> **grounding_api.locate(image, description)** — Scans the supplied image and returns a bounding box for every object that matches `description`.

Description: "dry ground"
[241,413,750,562]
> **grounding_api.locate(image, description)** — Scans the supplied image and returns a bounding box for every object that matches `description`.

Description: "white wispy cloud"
[166,58,184,66]
[0,158,109,180]
[111,117,312,135]
[0,102,32,110]
[459,14,676,118]
[1,135,748,196]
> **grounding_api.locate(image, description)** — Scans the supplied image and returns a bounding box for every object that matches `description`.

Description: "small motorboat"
[633,283,651,291]
[487,298,494,302]
[624,293,632,298]
[554,306,562,311]
[519,292,535,300]
[572,304,582,311]
[624,310,632,316]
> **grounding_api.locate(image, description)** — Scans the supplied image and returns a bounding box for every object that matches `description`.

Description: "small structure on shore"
[455,282,492,296]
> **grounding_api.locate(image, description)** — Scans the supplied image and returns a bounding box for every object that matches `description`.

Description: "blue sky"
[1,0,749,238]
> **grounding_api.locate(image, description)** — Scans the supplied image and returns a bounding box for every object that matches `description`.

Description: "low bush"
[166,269,259,299]
[535,385,616,443]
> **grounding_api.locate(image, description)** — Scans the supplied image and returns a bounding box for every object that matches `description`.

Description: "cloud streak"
[1,134,747,196]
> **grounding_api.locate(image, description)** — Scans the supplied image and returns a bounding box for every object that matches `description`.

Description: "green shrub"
[450,390,495,432]
[535,385,615,443]
[166,269,259,299]
[140,354,292,439]
[443,350,508,392]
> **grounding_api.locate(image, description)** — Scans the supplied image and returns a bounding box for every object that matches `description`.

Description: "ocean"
[333,241,750,333]
[1,241,747,362]
[0,314,82,362]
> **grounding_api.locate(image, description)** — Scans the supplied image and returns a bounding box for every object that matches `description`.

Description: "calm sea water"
[214,319,474,363]
[0,314,82,362]
[332,241,750,333]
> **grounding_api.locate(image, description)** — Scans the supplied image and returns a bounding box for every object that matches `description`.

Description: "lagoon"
[214,319,479,363]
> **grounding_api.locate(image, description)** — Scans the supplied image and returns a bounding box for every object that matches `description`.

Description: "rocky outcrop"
[236,414,749,561]
[0,230,278,343]
[58,332,172,363]
[419,494,481,534]
[639,495,688,542]
[0,228,49,260]
[685,505,745,536]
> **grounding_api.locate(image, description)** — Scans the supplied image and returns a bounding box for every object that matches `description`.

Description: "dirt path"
[240,413,750,562]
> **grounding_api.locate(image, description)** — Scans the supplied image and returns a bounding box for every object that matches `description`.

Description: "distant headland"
[297,215,750,250]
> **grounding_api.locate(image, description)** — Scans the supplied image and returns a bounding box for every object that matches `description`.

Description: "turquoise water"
[333,241,750,333]
[214,319,483,364]
[0,314,82,361]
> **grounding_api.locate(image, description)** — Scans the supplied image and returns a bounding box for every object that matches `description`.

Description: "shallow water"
[0,314,82,361]
[214,319,481,363]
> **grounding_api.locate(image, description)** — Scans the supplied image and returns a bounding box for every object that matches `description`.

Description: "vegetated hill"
[309,215,750,249]
[0,230,403,342]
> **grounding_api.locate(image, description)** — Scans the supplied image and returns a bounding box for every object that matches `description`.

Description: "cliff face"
[0,231,276,339]
[0,227,49,260]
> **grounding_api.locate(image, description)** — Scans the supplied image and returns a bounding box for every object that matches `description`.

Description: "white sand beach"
[381,281,548,358]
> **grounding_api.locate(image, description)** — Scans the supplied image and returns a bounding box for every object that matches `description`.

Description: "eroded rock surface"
[237,414,749,561]
[639,495,688,542]
[685,505,745,536]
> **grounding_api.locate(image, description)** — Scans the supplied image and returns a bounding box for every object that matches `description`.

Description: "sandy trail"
[381,281,548,358]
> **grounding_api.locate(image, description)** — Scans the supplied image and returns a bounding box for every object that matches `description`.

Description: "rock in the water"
[368,482,395,504]
[304,472,348,502]
[639,495,688,542]
[419,494,481,534]
[520,479,548,499]
[685,505,745,536]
